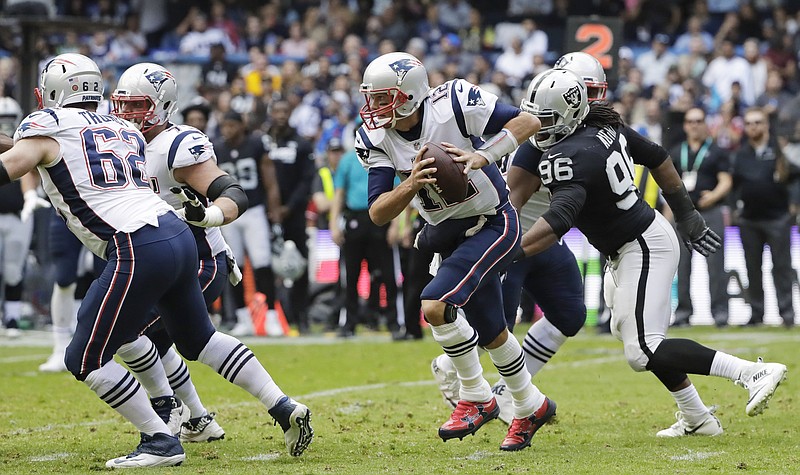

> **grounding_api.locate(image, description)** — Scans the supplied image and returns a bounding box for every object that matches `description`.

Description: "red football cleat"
[438,398,500,441]
[500,397,557,451]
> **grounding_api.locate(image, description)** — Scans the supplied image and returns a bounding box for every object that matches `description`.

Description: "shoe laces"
[672,405,718,429]
[735,357,764,389]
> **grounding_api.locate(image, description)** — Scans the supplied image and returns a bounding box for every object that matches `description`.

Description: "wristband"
[201,205,225,227]
[475,128,519,164]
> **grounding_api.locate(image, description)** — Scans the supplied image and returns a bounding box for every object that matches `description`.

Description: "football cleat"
[151,395,188,436]
[268,396,314,456]
[500,397,556,451]
[736,357,788,416]
[431,354,459,408]
[438,398,500,441]
[491,378,514,425]
[656,406,723,438]
[105,432,185,468]
[38,352,68,373]
[180,412,226,443]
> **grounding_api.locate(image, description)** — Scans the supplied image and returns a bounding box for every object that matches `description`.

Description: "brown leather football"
[422,142,468,202]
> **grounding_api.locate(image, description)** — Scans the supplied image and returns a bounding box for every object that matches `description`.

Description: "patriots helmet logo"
[145,70,173,93]
[356,147,370,164]
[389,58,422,84]
[562,85,582,108]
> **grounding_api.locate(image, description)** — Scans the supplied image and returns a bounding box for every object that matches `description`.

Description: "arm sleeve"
[540,183,586,238]
[367,166,396,209]
[483,102,521,135]
[509,141,542,176]
[624,126,669,169]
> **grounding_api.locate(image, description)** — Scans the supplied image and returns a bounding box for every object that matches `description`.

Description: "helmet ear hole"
[49,90,56,101]
[163,101,171,112]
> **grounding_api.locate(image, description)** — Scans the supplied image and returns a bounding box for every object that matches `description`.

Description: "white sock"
[671,384,709,425]
[3,300,23,322]
[523,317,568,377]
[84,361,171,436]
[118,336,173,399]
[198,332,285,410]
[161,347,207,418]
[709,352,752,382]
[51,283,76,329]
[487,333,544,418]
[430,315,491,402]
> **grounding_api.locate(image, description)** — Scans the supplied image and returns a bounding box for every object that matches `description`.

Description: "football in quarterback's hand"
[422,142,468,202]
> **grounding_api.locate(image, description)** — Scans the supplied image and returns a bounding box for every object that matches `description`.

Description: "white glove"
[224,245,243,286]
[21,189,50,222]
[170,187,224,227]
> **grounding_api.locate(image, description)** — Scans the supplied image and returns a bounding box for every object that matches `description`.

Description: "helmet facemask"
[359,87,409,130]
[521,69,589,151]
[111,95,159,132]
[359,52,428,130]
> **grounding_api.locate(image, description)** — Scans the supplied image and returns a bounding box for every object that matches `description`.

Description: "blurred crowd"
[1,0,800,336]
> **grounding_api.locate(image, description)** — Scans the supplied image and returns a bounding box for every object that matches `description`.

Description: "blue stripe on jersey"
[42,108,60,125]
[484,102,521,135]
[357,128,387,154]
[481,162,510,206]
[167,131,197,170]
[46,159,117,240]
[367,166,396,209]
[450,81,468,138]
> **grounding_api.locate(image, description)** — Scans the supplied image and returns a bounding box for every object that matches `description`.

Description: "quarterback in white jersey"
[0,54,314,468]
[358,52,556,452]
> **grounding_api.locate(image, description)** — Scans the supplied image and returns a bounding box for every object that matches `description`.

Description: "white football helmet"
[111,63,178,132]
[554,52,607,101]
[35,53,103,109]
[0,96,22,136]
[521,69,589,151]
[359,52,429,130]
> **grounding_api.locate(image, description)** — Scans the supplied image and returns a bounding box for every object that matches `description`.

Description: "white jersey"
[355,79,510,225]
[146,124,228,259]
[14,108,173,257]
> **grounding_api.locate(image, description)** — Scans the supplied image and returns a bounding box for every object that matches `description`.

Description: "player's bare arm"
[507,165,542,211]
[173,159,240,225]
[259,152,284,224]
[0,133,13,153]
[0,136,59,184]
[369,146,436,226]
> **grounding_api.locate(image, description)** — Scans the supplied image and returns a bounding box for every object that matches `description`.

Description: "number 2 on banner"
[575,23,613,69]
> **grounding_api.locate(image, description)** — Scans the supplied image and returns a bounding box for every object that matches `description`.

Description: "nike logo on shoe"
[751,369,768,383]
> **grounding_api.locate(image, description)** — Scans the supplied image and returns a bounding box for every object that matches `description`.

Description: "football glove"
[21,189,50,222]
[171,186,224,227]
[675,210,722,257]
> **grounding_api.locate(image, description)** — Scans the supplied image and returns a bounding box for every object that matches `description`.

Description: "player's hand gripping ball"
[422,142,468,202]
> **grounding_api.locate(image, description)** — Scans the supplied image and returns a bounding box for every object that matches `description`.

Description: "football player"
[518,68,787,437]
[0,54,312,467]
[434,51,604,424]
[357,52,554,451]
[111,62,313,451]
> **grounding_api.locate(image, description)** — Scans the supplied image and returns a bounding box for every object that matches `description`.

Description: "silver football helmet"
[554,52,607,101]
[35,53,103,109]
[521,69,589,151]
[111,63,178,132]
[359,52,429,130]
[0,96,22,136]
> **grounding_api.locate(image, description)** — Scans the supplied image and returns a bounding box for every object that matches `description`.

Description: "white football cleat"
[268,397,313,456]
[151,396,188,436]
[490,378,514,425]
[180,412,226,443]
[656,406,723,437]
[39,352,68,373]
[431,354,459,408]
[105,432,185,468]
[736,357,788,416]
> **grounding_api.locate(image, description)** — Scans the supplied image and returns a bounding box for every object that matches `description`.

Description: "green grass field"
[0,326,796,474]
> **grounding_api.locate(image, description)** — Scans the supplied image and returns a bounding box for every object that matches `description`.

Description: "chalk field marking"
[29,452,71,462]
[670,450,725,461]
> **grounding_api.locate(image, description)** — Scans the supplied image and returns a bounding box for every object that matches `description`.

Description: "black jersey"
[213,133,268,208]
[533,124,668,256]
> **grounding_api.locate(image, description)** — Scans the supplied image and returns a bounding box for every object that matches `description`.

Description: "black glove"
[675,209,722,256]
[170,186,224,227]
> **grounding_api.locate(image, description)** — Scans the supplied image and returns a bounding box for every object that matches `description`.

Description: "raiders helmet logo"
[389,58,422,84]
[562,85,582,108]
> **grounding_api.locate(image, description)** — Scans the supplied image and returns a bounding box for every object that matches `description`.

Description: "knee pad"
[623,341,650,372]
